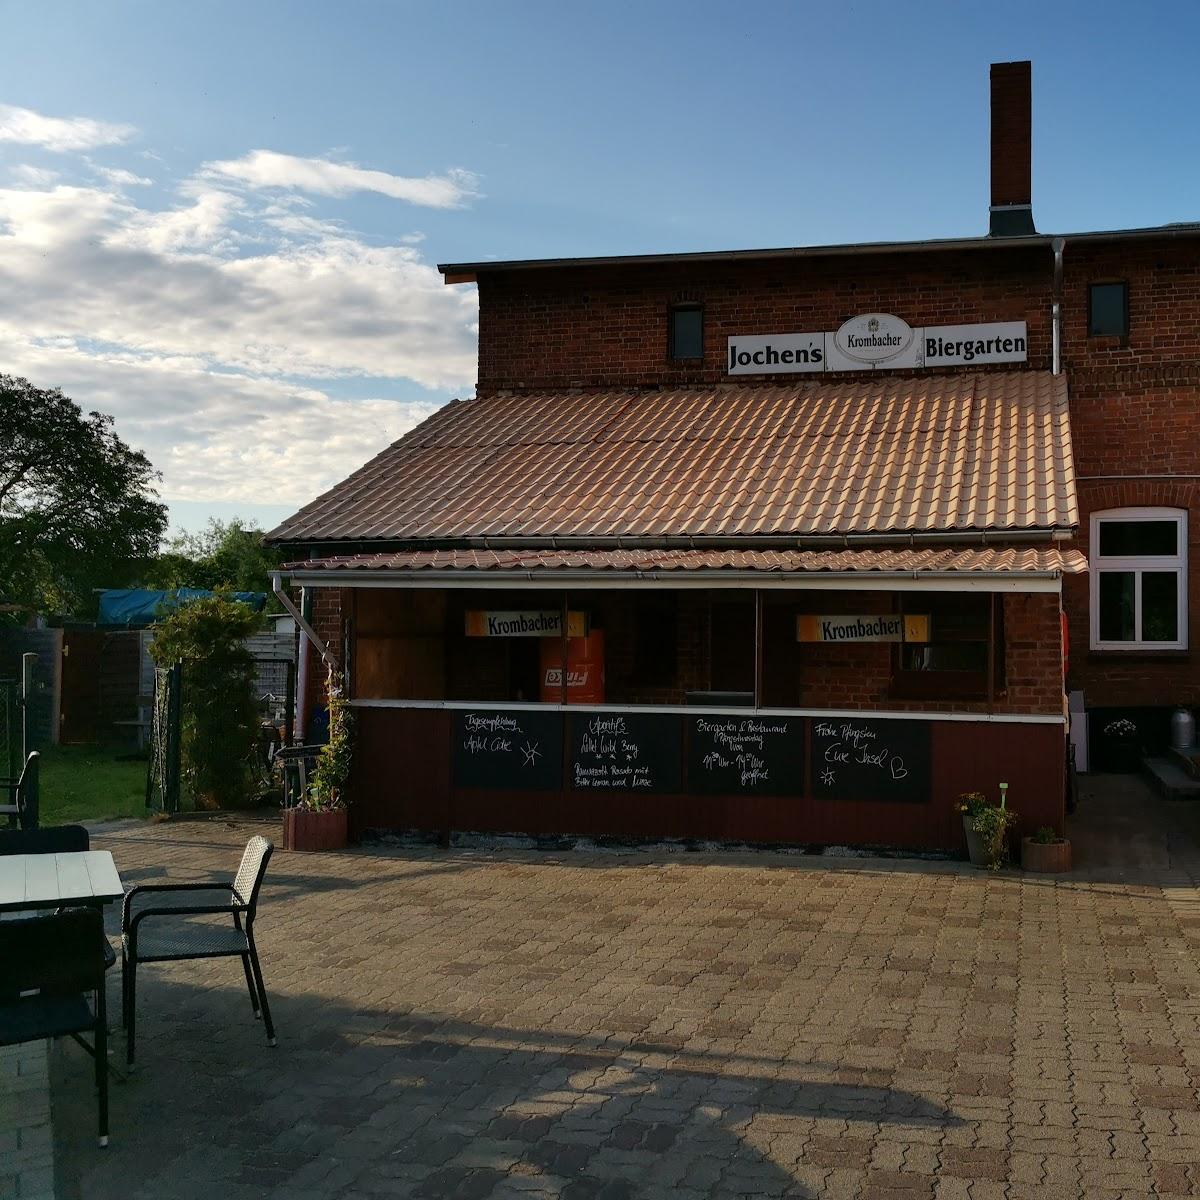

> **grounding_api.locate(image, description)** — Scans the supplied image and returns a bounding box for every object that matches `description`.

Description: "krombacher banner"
[465,610,589,638]
[797,614,930,644]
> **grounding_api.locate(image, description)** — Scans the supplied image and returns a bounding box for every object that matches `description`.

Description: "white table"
[0,851,123,913]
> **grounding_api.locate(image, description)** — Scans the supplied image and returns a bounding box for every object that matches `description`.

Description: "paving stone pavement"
[41,776,1200,1200]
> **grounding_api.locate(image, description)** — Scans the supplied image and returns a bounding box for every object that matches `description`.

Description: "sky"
[2,0,1198,537]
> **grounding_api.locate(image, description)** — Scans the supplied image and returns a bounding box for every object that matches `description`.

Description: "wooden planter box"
[282,807,348,852]
[1021,836,1071,873]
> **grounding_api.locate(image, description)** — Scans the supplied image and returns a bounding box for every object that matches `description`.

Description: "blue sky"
[2,1,1198,534]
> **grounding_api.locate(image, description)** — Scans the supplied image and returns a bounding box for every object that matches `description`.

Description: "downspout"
[1051,236,1065,375]
[271,573,337,744]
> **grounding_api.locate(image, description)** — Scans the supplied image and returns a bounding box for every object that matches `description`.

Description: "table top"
[0,850,123,913]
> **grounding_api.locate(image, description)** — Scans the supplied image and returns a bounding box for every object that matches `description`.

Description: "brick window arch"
[1089,507,1187,650]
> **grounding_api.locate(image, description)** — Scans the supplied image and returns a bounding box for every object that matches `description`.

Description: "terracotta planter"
[962,815,988,868]
[282,807,348,851]
[1021,836,1072,873]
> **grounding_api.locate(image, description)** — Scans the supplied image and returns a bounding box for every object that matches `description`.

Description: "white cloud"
[0,103,135,152]
[8,164,59,186]
[0,161,479,507]
[94,165,153,188]
[205,149,480,208]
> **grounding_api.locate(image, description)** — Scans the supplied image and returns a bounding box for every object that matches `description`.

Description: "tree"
[140,518,285,606]
[150,594,263,809]
[0,374,167,617]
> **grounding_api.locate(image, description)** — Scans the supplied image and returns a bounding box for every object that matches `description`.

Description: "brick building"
[270,61,1198,850]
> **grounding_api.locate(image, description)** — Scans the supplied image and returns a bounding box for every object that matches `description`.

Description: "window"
[1088,282,1128,338]
[891,593,1003,700]
[1090,508,1187,650]
[632,596,678,685]
[668,305,703,360]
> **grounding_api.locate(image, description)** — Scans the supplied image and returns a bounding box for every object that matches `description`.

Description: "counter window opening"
[1088,281,1129,339]
[1089,508,1188,651]
[668,304,704,361]
[890,593,1004,701]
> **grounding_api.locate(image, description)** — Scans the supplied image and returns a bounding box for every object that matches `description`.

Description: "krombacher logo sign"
[728,315,1027,375]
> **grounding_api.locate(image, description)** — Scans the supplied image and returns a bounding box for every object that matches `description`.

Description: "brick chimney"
[989,60,1035,236]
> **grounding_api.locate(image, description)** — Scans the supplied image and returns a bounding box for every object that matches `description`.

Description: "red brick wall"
[476,247,1054,392]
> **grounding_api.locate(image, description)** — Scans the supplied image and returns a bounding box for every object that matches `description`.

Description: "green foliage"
[306,670,354,811]
[966,796,1020,870]
[150,595,263,809]
[1033,825,1060,845]
[0,374,167,618]
[957,791,989,819]
[39,743,148,824]
[140,518,285,608]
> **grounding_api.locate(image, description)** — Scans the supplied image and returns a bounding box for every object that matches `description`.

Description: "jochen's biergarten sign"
[727,314,1027,375]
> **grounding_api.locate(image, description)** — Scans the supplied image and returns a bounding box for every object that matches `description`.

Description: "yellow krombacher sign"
[465,610,589,638]
[797,614,930,644]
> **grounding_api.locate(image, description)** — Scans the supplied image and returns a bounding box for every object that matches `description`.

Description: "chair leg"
[125,958,137,1069]
[247,940,276,1047]
[240,954,261,1019]
[96,980,109,1148]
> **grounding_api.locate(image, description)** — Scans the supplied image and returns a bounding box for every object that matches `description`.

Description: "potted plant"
[1022,825,1072,873]
[283,669,353,851]
[958,792,989,867]
[958,786,1019,870]
[1104,718,1140,773]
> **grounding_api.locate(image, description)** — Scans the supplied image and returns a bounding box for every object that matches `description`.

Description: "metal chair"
[0,751,40,830]
[121,835,276,1067]
[0,908,110,1146]
[0,823,89,856]
[0,825,119,970]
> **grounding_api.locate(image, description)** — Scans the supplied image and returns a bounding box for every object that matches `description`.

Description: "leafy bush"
[969,801,1019,870]
[150,594,262,809]
[1032,825,1060,845]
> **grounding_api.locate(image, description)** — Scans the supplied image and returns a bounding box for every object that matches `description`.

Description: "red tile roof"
[269,372,1076,543]
[285,546,1087,578]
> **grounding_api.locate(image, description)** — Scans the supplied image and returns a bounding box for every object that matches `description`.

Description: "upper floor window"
[1090,508,1187,650]
[668,305,703,360]
[1088,282,1128,338]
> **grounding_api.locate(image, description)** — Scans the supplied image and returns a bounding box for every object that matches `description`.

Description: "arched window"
[1090,508,1187,650]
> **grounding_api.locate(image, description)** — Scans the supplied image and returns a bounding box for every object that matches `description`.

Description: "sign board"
[797,614,930,644]
[728,317,1027,375]
[687,715,805,795]
[453,709,563,790]
[810,716,931,803]
[568,712,681,792]
[465,610,588,638]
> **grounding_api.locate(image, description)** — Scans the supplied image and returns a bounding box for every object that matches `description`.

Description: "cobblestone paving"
[47,781,1200,1199]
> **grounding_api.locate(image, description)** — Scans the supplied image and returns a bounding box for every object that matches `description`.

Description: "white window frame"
[1089,507,1187,651]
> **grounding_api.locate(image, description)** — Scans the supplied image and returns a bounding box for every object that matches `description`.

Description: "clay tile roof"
[269,371,1076,543]
[284,546,1088,577]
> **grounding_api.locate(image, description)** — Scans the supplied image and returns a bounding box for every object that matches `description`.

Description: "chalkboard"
[809,716,931,803]
[687,715,805,795]
[453,709,563,791]
[568,712,682,792]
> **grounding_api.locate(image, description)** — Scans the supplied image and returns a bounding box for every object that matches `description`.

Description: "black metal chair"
[0,750,40,830]
[0,824,118,969]
[0,908,110,1146]
[0,823,89,856]
[121,835,276,1067]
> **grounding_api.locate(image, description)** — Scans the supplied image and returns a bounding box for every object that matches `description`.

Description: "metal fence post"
[20,653,37,761]
[166,661,182,813]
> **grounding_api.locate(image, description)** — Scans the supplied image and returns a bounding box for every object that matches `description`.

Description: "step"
[1143,756,1200,800]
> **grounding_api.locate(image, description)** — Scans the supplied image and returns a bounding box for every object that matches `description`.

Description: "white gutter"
[280,568,1069,594]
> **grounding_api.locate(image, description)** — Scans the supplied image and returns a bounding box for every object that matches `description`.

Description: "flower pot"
[282,807,348,852]
[1022,836,1072,873]
[962,815,988,868]
[1106,737,1141,774]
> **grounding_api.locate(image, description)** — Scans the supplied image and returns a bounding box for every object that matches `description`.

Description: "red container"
[540,629,605,703]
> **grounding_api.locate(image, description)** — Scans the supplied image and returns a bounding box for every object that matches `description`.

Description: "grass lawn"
[38,743,150,825]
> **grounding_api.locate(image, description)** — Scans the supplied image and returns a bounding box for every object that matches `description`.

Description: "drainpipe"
[270,572,336,742]
[1051,237,1065,375]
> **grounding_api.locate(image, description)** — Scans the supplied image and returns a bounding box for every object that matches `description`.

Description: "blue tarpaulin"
[98,588,267,626]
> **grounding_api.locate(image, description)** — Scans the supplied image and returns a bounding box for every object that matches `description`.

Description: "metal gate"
[145,663,182,813]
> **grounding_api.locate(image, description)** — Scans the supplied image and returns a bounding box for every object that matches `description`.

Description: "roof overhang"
[279,547,1086,594]
[438,223,1200,283]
